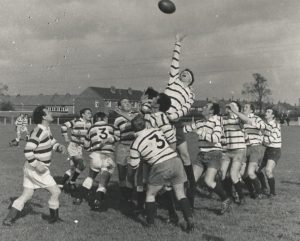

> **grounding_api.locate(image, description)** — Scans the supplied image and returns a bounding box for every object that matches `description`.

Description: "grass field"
[0,125,300,241]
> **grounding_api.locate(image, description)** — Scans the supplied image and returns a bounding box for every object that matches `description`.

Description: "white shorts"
[23,162,56,189]
[89,152,115,174]
[115,143,131,166]
[68,142,83,157]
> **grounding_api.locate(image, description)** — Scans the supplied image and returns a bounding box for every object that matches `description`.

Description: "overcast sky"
[1,0,300,104]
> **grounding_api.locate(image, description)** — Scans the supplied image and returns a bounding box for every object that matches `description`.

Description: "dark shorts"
[173,120,186,146]
[223,149,247,163]
[196,150,222,169]
[148,157,187,186]
[246,145,266,164]
[260,147,281,168]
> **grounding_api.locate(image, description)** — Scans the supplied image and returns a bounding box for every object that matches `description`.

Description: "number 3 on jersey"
[148,133,166,149]
[97,127,108,140]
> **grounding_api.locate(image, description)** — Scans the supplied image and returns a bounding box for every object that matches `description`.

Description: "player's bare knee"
[265,169,273,178]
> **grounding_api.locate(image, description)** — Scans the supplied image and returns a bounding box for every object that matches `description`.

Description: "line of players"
[3,33,282,233]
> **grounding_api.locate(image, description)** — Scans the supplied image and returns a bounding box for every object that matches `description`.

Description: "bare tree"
[241,73,272,113]
[0,83,8,95]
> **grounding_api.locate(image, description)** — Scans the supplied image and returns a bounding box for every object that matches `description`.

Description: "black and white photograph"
[0,1,299,240]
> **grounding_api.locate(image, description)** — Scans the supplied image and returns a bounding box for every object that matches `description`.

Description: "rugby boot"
[3,207,20,226]
[42,208,62,224]
[220,198,232,215]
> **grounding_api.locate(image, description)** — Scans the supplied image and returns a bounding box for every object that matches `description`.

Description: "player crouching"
[3,106,66,226]
[128,116,194,233]
[73,112,119,210]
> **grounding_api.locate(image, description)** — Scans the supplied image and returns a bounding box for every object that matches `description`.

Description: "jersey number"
[149,134,166,149]
[98,128,108,139]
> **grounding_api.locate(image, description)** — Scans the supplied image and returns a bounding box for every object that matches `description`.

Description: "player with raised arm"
[229,103,266,198]
[3,106,66,226]
[128,116,194,233]
[221,102,247,204]
[183,102,232,214]
[164,33,196,207]
[60,108,92,191]
[73,112,119,210]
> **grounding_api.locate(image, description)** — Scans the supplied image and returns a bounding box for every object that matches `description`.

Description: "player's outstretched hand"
[176,33,187,42]
[57,144,67,154]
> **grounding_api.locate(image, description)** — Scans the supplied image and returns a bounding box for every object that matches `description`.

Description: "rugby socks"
[61,173,70,186]
[252,177,262,195]
[164,190,177,217]
[212,181,228,201]
[233,181,244,200]
[222,177,233,197]
[70,170,81,182]
[256,171,267,190]
[145,202,156,225]
[136,190,146,210]
[184,165,196,208]
[178,198,194,230]
[244,176,255,197]
[267,177,276,195]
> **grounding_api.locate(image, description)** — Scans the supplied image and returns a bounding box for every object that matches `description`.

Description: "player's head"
[152,93,171,113]
[131,115,146,132]
[118,98,132,112]
[80,108,92,121]
[93,112,107,123]
[243,103,255,115]
[179,68,194,86]
[203,102,220,117]
[32,105,53,124]
[144,87,159,99]
[265,108,278,121]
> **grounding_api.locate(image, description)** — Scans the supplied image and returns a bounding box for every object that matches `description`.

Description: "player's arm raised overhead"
[168,33,187,83]
[61,119,73,142]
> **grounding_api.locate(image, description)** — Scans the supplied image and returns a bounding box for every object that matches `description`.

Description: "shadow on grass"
[202,234,225,241]
[281,180,300,186]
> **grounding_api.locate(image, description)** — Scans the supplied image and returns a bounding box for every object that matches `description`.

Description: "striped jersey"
[244,113,266,146]
[263,120,281,148]
[84,121,120,153]
[129,128,177,169]
[24,124,60,167]
[61,118,92,146]
[183,115,222,152]
[15,116,23,127]
[165,41,195,121]
[114,111,137,145]
[222,115,246,150]
[144,111,176,145]
[22,116,28,127]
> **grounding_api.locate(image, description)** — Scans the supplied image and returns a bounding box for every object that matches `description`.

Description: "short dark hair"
[131,115,146,132]
[157,93,171,112]
[267,108,278,119]
[80,108,92,117]
[93,112,107,123]
[32,105,47,124]
[210,102,220,115]
[249,104,255,113]
[231,101,242,112]
[144,87,159,99]
[118,98,129,107]
[183,68,194,86]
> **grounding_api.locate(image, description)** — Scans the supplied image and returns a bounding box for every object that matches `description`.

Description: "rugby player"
[3,106,66,226]
[221,102,247,204]
[183,102,231,214]
[128,116,194,232]
[60,108,92,190]
[258,108,281,197]
[9,113,29,146]
[164,33,196,207]
[113,99,138,203]
[229,103,266,198]
[73,112,119,210]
